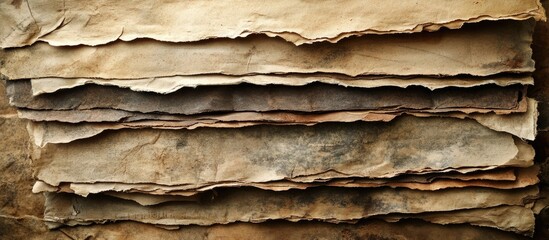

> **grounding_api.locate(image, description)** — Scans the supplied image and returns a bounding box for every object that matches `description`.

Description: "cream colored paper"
[43,186,538,227]
[29,75,534,96]
[32,116,534,189]
[0,0,544,48]
[0,21,535,79]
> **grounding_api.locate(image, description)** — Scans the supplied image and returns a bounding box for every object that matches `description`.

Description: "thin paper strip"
[29,75,534,96]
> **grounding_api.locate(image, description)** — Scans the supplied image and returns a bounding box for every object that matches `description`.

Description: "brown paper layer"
[43,186,538,228]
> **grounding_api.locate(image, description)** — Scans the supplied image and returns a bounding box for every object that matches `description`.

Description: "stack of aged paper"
[0,0,546,238]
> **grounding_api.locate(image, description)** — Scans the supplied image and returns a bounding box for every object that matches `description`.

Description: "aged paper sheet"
[0,0,544,47]
[32,117,534,188]
[43,186,538,228]
[0,21,535,79]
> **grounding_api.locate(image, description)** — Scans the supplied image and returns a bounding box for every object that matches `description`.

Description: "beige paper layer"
[32,116,534,189]
[43,186,538,227]
[34,165,537,200]
[32,167,520,196]
[25,99,538,147]
[1,0,545,48]
[380,206,535,236]
[29,75,534,95]
[0,20,535,79]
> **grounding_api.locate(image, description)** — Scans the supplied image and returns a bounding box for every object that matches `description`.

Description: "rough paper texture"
[7,80,527,115]
[32,116,534,189]
[34,165,538,199]
[101,192,201,206]
[29,75,534,95]
[0,117,43,218]
[31,167,521,196]
[380,206,535,236]
[0,81,16,117]
[1,217,529,240]
[24,99,538,146]
[43,186,538,227]
[0,21,535,79]
[0,0,545,48]
[324,165,538,191]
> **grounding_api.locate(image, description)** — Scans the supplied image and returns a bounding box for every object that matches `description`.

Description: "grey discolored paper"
[32,116,533,188]
[6,80,526,115]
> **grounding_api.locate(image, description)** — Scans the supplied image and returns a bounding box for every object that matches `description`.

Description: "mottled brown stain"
[10,0,23,9]
[504,55,527,69]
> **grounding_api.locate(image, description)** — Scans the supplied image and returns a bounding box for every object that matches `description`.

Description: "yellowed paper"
[29,75,534,96]
[0,21,535,79]
[0,0,545,48]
